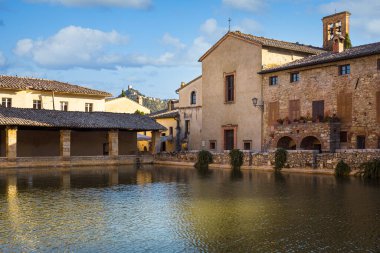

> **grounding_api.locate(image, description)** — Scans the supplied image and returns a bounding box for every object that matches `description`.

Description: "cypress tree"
[344,33,352,49]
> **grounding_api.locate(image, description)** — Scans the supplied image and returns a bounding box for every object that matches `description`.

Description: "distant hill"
[118,86,172,113]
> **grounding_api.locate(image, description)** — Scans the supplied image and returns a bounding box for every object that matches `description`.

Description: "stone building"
[0,75,111,111]
[199,31,325,152]
[260,12,380,151]
[176,76,202,150]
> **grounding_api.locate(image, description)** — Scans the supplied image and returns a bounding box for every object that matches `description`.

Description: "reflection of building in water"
[61,170,71,189]
[108,168,119,186]
[136,170,153,185]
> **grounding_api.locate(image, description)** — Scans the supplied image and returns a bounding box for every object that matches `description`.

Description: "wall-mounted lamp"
[252,97,264,110]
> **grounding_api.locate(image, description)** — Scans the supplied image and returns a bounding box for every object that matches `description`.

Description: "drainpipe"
[52,91,55,110]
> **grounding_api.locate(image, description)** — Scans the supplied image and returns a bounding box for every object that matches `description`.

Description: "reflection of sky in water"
[0,165,379,252]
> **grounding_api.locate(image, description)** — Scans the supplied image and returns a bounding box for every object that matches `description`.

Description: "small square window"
[85,103,93,112]
[290,72,300,83]
[340,131,348,143]
[60,101,68,111]
[209,140,216,150]
[339,64,350,75]
[269,76,278,86]
[33,100,42,109]
[2,98,12,108]
[243,140,252,150]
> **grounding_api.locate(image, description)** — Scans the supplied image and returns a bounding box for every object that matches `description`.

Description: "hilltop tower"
[322,11,351,51]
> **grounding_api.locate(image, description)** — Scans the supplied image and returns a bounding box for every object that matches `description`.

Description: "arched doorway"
[300,136,322,152]
[277,136,296,150]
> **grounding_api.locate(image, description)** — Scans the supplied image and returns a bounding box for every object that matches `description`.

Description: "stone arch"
[277,136,296,150]
[300,136,322,151]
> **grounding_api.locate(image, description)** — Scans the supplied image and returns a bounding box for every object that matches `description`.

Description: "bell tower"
[322,11,351,51]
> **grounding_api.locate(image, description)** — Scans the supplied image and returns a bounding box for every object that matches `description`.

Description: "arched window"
[190,91,196,105]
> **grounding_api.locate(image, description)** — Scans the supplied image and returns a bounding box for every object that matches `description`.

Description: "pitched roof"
[149,109,179,119]
[0,75,112,97]
[0,107,166,131]
[199,31,325,62]
[260,41,380,74]
[175,75,202,93]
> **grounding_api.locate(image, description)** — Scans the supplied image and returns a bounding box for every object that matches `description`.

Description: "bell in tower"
[322,11,351,51]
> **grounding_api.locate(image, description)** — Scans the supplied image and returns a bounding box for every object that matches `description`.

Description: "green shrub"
[334,160,351,177]
[229,149,244,171]
[274,148,287,171]
[195,150,213,171]
[359,159,380,179]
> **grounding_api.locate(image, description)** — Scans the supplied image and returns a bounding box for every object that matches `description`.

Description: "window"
[337,93,352,123]
[377,91,380,123]
[340,131,348,143]
[377,59,380,70]
[1,98,11,108]
[289,99,300,121]
[357,135,366,149]
[378,137,380,149]
[269,76,278,86]
[190,91,196,105]
[85,103,93,112]
[209,140,216,150]
[290,72,300,83]
[268,101,279,125]
[184,120,190,138]
[33,100,42,109]
[339,64,350,75]
[312,100,324,121]
[60,101,68,111]
[224,129,235,150]
[169,127,173,136]
[225,74,235,102]
[243,140,252,150]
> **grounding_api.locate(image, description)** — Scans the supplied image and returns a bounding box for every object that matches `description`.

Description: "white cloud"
[161,33,186,49]
[0,51,6,67]
[14,26,129,69]
[26,0,152,9]
[319,0,380,37]
[232,18,262,34]
[222,0,264,12]
[200,18,219,35]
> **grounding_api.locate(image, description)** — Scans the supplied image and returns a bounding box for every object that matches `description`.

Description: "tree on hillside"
[344,33,352,49]
[120,89,126,97]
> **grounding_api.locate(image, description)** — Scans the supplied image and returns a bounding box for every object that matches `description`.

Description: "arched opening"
[277,136,296,150]
[300,136,322,152]
[190,91,196,105]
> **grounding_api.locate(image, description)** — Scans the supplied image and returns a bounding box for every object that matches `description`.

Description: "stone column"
[150,131,161,154]
[108,130,119,157]
[60,130,71,158]
[6,127,17,160]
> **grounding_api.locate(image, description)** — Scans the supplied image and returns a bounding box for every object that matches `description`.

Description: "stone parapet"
[154,150,380,171]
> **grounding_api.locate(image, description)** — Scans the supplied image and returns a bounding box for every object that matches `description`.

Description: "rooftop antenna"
[228,17,231,32]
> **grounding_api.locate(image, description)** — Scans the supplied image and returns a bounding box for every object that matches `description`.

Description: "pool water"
[0,165,379,252]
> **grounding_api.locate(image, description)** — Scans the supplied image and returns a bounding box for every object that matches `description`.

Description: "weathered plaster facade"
[177,76,202,150]
[200,34,315,152]
[105,96,151,114]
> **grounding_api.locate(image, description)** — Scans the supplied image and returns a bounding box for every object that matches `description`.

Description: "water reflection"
[0,166,379,252]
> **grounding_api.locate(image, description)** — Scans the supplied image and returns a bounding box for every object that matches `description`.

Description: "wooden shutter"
[268,101,279,125]
[377,91,380,123]
[289,100,300,121]
[312,100,324,120]
[337,93,352,123]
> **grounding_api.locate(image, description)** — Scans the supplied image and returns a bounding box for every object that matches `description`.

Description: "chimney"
[322,11,351,51]
[168,100,173,111]
[137,95,143,105]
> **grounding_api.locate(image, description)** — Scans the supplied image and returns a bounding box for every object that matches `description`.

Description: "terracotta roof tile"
[0,75,111,97]
[149,109,179,119]
[260,41,380,74]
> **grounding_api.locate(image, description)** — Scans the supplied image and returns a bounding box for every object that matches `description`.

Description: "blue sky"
[0,0,379,98]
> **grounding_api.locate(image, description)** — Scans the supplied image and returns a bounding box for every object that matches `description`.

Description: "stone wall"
[154,150,380,170]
